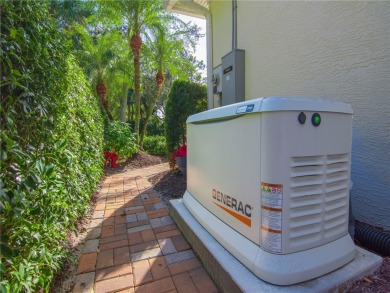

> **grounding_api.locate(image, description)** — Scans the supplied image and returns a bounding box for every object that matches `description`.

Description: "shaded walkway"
[73,163,219,293]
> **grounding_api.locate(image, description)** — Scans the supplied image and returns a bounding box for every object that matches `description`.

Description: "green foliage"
[146,115,165,136]
[0,1,104,292]
[49,0,94,30]
[164,80,207,156]
[139,75,168,136]
[143,136,167,156]
[72,24,122,84]
[104,122,138,159]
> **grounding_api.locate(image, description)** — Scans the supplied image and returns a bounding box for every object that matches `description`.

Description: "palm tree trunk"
[96,82,114,121]
[131,33,142,143]
[139,83,163,149]
[134,51,141,141]
[101,96,114,121]
[128,104,132,121]
[98,94,114,121]
[120,83,128,122]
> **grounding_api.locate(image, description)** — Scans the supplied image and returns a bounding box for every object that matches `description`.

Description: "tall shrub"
[0,1,104,291]
[164,80,207,157]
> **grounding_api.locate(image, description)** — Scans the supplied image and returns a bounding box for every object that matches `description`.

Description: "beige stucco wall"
[210,1,390,230]
[210,0,231,68]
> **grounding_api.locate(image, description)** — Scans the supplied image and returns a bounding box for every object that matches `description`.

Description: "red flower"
[104,151,119,168]
[172,145,187,158]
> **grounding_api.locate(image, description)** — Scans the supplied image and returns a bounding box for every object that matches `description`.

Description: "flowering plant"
[172,145,187,158]
[171,145,187,174]
[104,151,119,168]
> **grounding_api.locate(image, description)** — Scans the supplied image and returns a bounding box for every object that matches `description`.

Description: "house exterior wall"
[210,1,390,231]
[211,0,231,68]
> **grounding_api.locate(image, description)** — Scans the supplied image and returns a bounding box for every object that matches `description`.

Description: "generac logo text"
[212,188,252,227]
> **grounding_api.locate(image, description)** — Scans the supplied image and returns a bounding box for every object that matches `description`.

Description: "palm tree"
[139,26,191,148]
[96,67,114,121]
[101,0,167,141]
[96,0,203,137]
[127,0,167,142]
[73,25,121,121]
[105,39,134,123]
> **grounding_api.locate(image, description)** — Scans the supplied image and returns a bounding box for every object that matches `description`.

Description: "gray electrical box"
[221,49,245,106]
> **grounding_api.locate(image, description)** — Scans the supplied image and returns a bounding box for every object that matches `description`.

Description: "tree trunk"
[96,82,113,121]
[134,51,141,142]
[128,104,132,122]
[139,82,163,149]
[120,83,128,122]
[101,96,114,121]
[130,34,142,143]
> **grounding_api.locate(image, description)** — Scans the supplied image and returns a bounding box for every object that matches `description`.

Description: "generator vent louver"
[289,154,350,249]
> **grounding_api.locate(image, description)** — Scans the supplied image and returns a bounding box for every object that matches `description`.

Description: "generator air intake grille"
[288,154,350,251]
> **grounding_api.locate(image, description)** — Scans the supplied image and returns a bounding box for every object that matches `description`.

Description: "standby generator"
[183,96,355,285]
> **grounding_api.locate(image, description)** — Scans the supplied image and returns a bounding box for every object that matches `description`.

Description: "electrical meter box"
[183,96,356,285]
[221,49,245,106]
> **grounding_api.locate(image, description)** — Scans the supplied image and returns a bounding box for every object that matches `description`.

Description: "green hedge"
[143,136,167,156]
[164,80,207,157]
[0,1,104,292]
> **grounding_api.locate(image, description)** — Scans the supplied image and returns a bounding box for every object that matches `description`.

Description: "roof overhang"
[165,0,209,19]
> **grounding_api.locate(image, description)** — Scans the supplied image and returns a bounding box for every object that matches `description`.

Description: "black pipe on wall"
[355,222,390,257]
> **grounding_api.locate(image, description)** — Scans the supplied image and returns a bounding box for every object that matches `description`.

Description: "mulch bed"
[346,257,390,292]
[50,152,389,292]
[148,170,186,205]
[104,151,168,175]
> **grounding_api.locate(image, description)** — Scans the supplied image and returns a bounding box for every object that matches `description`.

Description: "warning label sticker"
[261,182,283,253]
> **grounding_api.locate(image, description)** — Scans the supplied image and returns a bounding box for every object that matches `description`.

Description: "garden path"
[73,163,219,293]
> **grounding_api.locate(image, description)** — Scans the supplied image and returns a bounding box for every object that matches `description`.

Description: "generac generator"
[183,97,355,285]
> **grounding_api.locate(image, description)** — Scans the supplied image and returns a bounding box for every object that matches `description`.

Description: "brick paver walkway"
[73,163,219,293]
